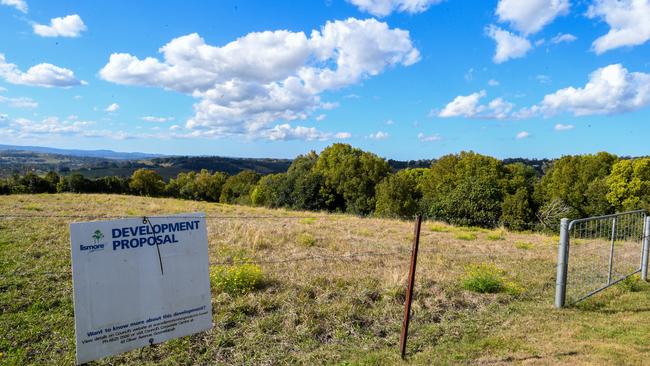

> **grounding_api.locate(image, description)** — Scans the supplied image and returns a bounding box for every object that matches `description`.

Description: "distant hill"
[0,147,293,179]
[0,144,162,160]
[0,144,558,180]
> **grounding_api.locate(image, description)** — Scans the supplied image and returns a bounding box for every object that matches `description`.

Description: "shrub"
[211,263,263,295]
[374,169,425,218]
[619,275,645,292]
[461,264,505,293]
[454,232,477,241]
[298,233,316,247]
[486,229,506,241]
[129,169,165,197]
[220,170,261,205]
[514,241,534,250]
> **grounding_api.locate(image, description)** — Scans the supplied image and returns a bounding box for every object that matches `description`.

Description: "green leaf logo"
[92,230,104,244]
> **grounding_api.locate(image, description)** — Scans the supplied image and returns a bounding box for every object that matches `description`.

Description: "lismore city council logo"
[80,229,106,253]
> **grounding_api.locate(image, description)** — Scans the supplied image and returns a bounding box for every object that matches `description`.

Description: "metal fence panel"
[556,210,647,307]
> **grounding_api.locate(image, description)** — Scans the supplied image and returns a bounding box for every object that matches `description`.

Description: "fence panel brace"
[399,215,422,359]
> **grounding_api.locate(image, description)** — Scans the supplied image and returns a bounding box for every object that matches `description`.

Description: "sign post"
[70,213,213,364]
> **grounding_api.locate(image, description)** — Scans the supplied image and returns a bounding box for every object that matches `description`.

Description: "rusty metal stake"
[400,214,422,359]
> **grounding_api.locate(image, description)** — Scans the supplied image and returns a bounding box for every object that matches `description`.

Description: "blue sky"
[0,0,649,160]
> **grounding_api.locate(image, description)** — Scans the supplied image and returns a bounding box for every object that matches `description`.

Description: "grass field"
[2,194,650,365]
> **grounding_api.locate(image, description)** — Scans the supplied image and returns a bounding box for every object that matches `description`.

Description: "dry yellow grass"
[1,194,650,365]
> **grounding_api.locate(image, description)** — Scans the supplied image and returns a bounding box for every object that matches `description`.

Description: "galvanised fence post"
[642,216,650,281]
[555,218,569,308]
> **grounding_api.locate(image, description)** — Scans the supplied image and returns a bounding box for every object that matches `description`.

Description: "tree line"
[2,144,648,230]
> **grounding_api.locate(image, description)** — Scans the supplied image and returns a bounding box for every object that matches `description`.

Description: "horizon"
[1,1,649,160]
[3,142,643,162]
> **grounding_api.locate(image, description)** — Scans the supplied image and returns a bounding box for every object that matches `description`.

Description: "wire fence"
[563,210,647,304]
[0,213,448,279]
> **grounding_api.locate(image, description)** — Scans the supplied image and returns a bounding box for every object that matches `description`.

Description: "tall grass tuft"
[211,263,264,295]
[462,264,505,293]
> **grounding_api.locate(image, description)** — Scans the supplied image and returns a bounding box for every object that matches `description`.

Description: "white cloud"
[2,116,93,136]
[368,130,389,140]
[344,93,360,99]
[417,132,442,142]
[488,79,500,86]
[33,14,87,38]
[0,86,6,92]
[347,0,442,17]
[169,124,181,131]
[496,0,570,35]
[1,0,27,13]
[141,116,174,123]
[0,115,145,141]
[385,119,395,125]
[0,95,38,108]
[261,123,350,141]
[105,103,119,112]
[0,53,84,87]
[516,131,530,139]
[486,25,533,63]
[100,18,419,140]
[464,68,474,81]
[438,90,516,119]
[439,90,486,117]
[540,64,650,116]
[550,33,577,44]
[536,74,551,84]
[587,0,650,54]
[439,65,650,120]
[315,114,327,121]
[554,123,574,130]
[487,97,514,119]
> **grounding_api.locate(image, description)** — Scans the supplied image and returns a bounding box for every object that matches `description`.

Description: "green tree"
[166,171,197,199]
[420,152,505,226]
[251,173,289,207]
[537,152,616,218]
[129,169,165,197]
[194,170,227,202]
[94,176,130,194]
[374,168,427,218]
[43,171,60,193]
[285,151,326,211]
[606,158,650,211]
[0,178,9,195]
[500,163,536,229]
[18,172,51,194]
[220,170,261,205]
[313,144,391,214]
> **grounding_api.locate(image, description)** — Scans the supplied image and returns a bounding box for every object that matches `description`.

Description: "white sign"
[70,213,213,364]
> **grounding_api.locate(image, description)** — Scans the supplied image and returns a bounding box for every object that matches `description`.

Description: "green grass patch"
[210,263,264,295]
[454,232,477,241]
[429,223,454,232]
[486,229,506,241]
[514,241,534,250]
[460,264,522,295]
[23,203,42,211]
[462,264,505,293]
[297,232,316,247]
[619,275,646,293]
[299,217,316,225]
